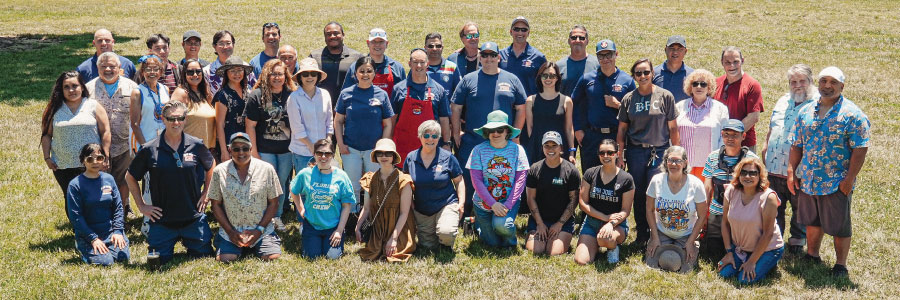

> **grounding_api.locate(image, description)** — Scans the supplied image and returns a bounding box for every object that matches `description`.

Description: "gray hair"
[720,46,743,61]
[659,146,689,174]
[96,52,120,68]
[161,100,187,118]
[417,120,441,138]
[786,64,816,94]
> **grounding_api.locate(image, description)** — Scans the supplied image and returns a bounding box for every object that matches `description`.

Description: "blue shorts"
[215,232,282,258]
[579,216,629,240]
[526,216,576,234]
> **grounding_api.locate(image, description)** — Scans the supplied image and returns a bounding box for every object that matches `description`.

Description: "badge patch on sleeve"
[498,83,511,92]
[183,153,196,162]
[102,185,113,194]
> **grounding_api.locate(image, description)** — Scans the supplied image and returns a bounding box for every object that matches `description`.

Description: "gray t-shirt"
[617,86,676,147]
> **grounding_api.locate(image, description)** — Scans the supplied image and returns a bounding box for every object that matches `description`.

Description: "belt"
[588,126,613,134]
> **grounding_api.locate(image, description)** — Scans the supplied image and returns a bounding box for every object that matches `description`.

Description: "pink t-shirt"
[725,185,784,253]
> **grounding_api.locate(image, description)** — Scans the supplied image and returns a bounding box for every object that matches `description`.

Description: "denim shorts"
[579,216,629,239]
[526,216,576,234]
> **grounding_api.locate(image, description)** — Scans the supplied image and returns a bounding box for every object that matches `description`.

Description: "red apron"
[393,87,434,168]
[372,67,396,99]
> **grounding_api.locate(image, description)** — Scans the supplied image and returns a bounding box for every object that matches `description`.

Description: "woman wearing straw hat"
[355,139,416,262]
[466,110,529,248]
[717,157,784,284]
[213,56,253,162]
[287,58,333,172]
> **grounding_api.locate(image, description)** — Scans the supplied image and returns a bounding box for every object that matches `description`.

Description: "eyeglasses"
[422,133,439,139]
[216,41,233,47]
[667,158,685,165]
[480,52,498,58]
[634,70,652,77]
[598,150,617,157]
[300,71,318,78]
[464,33,480,39]
[597,52,615,60]
[184,41,201,47]
[373,151,392,158]
[85,155,106,163]
[231,146,251,153]
[185,69,203,76]
[540,73,558,80]
[569,36,586,41]
[426,44,443,49]
[314,151,334,157]
[165,115,186,122]
[144,67,162,73]
[512,27,529,33]
[740,170,760,177]
[691,81,708,88]
[722,132,742,139]
[270,72,286,78]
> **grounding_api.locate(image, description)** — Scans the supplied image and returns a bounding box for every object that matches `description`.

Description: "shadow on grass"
[413,245,457,264]
[590,242,644,273]
[0,33,139,106]
[463,239,520,258]
[781,256,858,290]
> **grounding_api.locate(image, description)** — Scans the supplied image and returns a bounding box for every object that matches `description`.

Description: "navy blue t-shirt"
[403,148,463,215]
[451,69,527,136]
[341,55,406,90]
[66,172,124,242]
[571,68,636,131]
[128,131,214,227]
[77,54,136,82]
[212,86,247,144]
[391,77,450,119]
[653,61,694,102]
[499,43,547,96]
[557,56,600,97]
[427,58,463,94]
[335,85,394,150]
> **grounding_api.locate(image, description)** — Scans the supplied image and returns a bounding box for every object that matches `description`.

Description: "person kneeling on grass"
[717,157,784,284]
[208,133,283,262]
[574,139,633,264]
[67,143,130,266]
[525,131,580,256]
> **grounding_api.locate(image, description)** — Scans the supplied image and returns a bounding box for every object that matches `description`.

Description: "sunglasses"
[165,116,186,122]
[483,128,507,134]
[231,146,251,153]
[373,151,393,158]
[314,151,334,157]
[85,155,106,163]
[263,22,279,29]
[740,170,760,177]
[480,52,498,58]
[569,36,586,41]
[185,69,203,76]
[598,150,617,157]
[512,27,529,32]
[691,81,708,88]
[540,73,558,80]
[426,44,443,49]
[422,133,439,139]
[634,70,652,77]
[300,71,318,78]
[464,33,480,39]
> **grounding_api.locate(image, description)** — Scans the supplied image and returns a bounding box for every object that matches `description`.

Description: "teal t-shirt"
[290,166,357,230]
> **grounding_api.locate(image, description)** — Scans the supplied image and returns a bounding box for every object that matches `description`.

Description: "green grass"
[2,0,900,298]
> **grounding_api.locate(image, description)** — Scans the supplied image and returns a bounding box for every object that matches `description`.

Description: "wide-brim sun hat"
[645,243,693,273]
[370,138,401,165]
[474,110,521,139]
[215,56,252,78]
[293,57,327,83]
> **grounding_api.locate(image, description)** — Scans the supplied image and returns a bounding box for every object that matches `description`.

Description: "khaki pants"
[413,202,460,248]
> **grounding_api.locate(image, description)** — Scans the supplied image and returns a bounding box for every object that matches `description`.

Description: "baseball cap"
[596,39,616,53]
[480,42,499,53]
[182,30,201,42]
[722,119,745,133]
[368,28,388,42]
[228,132,252,147]
[541,131,563,145]
[666,35,686,47]
[511,16,530,28]
[818,66,845,83]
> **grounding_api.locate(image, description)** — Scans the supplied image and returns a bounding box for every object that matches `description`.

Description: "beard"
[791,91,807,103]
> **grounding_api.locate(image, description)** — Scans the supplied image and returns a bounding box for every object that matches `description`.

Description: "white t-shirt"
[647,173,707,239]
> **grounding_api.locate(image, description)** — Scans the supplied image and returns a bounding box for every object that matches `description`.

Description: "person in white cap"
[342,28,406,99]
[788,66,870,277]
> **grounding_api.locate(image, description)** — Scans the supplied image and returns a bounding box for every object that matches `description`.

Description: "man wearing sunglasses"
[714,46,763,152]
[180,30,210,68]
[653,35,694,103]
[700,119,758,261]
[310,22,363,108]
[499,16,547,97]
[571,39,636,172]
[447,22,481,76]
[424,33,462,95]
[250,22,283,78]
[451,42,527,217]
[208,132,283,263]
[556,25,599,97]
[126,101,216,265]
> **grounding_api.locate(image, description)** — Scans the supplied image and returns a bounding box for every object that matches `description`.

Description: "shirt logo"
[434,164,443,172]
[612,84,623,93]
[101,185,113,195]
[552,177,563,185]
[183,153,196,162]
[498,82,511,92]
[522,60,532,67]
[369,98,382,106]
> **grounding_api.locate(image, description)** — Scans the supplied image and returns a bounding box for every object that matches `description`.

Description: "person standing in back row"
[714,46,763,152]
[342,28,405,99]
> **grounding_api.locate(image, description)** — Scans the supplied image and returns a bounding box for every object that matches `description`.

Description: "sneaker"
[272,217,286,232]
[802,253,822,264]
[607,246,620,264]
[788,245,804,255]
[831,264,849,277]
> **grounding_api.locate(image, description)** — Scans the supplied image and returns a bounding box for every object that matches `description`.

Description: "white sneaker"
[272,217,286,231]
[606,246,620,264]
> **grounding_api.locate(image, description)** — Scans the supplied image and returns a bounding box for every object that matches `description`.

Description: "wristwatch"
[255,225,266,232]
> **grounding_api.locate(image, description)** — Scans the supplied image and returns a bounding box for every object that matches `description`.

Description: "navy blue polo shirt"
[653,61,694,102]
[403,148,463,215]
[391,77,450,118]
[128,131,214,227]
[571,68,636,131]
[499,43,547,96]
[335,84,394,150]
[341,55,406,90]
[77,54,136,82]
[557,56,600,97]
[427,58,462,94]
[451,69,527,136]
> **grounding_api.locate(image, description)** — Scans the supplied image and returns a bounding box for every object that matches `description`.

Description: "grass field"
[2,0,899,298]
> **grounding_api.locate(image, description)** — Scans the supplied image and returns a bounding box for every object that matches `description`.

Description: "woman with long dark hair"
[214,57,252,162]
[525,61,575,164]
[171,59,216,154]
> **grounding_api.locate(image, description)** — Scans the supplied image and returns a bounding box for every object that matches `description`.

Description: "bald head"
[93,29,115,56]
[278,45,298,73]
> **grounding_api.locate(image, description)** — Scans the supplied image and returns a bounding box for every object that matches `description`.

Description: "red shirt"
[714,73,763,146]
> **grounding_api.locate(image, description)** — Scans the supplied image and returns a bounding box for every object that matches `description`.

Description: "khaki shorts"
[109,152,133,188]
[797,190,852,237]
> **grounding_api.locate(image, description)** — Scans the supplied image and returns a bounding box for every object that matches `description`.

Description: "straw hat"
[293,57,327,83]
[646,244,693,273]
[370,139,401,165]
[473,110,521,139]
[215,56,252,78]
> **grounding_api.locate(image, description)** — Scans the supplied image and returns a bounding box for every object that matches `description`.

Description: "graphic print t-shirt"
[466,142,529,209]
[583,166,635,215]
[646,173,706,239]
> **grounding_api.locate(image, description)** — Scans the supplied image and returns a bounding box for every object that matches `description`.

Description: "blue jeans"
[147,214,214,264]
[292,154,314,173]
[473,200,521,247]
[341,147,379,213]
[75,234,131,266]
[625,145,667,241]
[719,247,784,284]
[260,152,294,217]
[301,218,343,259]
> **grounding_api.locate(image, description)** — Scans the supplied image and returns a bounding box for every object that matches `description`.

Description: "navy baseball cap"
[722,119,745,133]
[480,42,499,53]
[596,39,616,53]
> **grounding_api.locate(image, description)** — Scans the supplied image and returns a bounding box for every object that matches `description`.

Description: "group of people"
[40,18,870,283]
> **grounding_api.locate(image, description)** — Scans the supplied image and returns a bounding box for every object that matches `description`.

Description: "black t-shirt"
[128,131,214,227]
[583,166,635,215]
[243,89,291,154]
[526,159,581,223]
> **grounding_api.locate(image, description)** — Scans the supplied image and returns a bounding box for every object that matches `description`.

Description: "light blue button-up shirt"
[764,92,816,176]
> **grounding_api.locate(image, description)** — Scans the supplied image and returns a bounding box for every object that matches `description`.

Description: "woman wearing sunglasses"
[525,61,575,164]
[356,139,416,262]
[290,139,356,259]
[575,139,634,265]
[286,58,332,172]
[66,143,130,265]
[674,69,729,180]
[172,59,217,158]
[616,58,680,246]
[717,157,783,284]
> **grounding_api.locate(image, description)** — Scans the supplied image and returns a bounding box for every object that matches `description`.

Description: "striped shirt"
[676,98,729,168]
